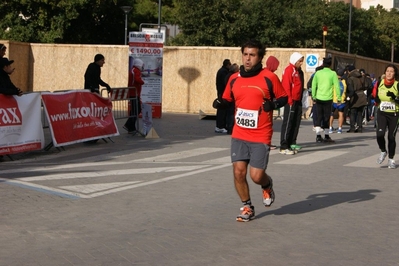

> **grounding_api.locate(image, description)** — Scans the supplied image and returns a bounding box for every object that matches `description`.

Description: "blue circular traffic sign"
[306,55,318,67]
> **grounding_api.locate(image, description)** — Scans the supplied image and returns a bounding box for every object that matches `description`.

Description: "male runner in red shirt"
[220,39,288,222]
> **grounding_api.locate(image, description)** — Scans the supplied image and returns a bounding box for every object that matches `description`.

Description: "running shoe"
[323,136,335,143]
[388,159,396,169]
[236,205,255,222]
[215,127,228,133]
[377,152,387,164]
[279,148,295,155]
[337,128,342,134]
[262,177,275,207]
[316,136,323,143]
[329,127,333,134]
[290,144,302,150]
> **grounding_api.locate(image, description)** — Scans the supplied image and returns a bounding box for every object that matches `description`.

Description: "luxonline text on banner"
[41,91,119,147]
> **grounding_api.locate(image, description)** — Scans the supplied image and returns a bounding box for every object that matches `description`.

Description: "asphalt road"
[1,113,398,266]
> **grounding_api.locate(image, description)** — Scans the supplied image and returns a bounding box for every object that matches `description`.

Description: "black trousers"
[349,106,365,130]
[280,101,302,149]
[216,93,227,129]
[376,110,399,159]
[124,97,141,132]
[315,100,333,129]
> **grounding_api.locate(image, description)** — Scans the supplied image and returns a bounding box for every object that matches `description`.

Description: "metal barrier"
[101,87,141,134]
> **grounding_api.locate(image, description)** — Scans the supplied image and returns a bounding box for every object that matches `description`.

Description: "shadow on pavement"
[257,189,381,218]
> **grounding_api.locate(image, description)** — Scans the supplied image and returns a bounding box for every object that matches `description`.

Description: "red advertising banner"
[41,91,119,147]
[0,93,45,155]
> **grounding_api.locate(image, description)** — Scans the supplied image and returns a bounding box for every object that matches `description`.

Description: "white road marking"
[344,154,382,168]
[202,156,231,164]
[3,163,231,198]
[0,147,229,175]
[0,177,81,198]
[81,163,231,198]
[274,151,348,164]
[59,181,141,194]
[17,165,209,181]
[132,147,228,162]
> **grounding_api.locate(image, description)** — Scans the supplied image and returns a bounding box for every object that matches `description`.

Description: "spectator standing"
[215,59,231,133]
[372,64,399,169]
[218,40,288,222]
[346,65,368,133]
[225,63,239,134]
[124,59,145,133]
[0,44,7,58]
[307,65,324,129]
[265,55,279,73]
[0,58,23,96]
[280,52,304,154]
[359,69,373,123]
[329,68,347,134]
[311,57,341,143]
[84,54,111,94]
[265,56,280,150]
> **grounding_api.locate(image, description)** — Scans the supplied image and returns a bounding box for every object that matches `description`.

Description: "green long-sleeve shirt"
[311,68,341,102]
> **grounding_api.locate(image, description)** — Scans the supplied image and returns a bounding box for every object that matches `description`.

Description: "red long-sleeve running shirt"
[222,69,287,145]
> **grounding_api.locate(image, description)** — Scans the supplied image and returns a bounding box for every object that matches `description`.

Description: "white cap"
[133,59,144,68]
[290,52,304,65]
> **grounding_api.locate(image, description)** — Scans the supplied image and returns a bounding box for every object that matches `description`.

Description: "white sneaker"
[279,149,295,155]
[377,152,387,164]
[215,127,227,133]
[388,159,396,169]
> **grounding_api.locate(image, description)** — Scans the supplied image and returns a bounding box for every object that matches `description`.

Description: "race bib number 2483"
[235,108,258,129]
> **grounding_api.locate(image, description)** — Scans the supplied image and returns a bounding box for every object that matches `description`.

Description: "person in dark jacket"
[84,54,111,94]
[0,43,7,58]
[215,59,231,133]
[0,58,23,96]
[346,65,368,132]
[224,63,239,134]
[83,54,111,144]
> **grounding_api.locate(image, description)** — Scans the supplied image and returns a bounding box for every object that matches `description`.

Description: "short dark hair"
[223,59,231,67]
[241,39,266,60]
[94,54,104,62]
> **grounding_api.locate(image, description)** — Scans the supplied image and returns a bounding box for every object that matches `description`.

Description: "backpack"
[307,73,315,91]
[338,78,344,96]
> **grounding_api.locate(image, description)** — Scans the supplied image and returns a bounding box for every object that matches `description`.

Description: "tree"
[0,0,85,43]
[373,6,399,62]
[0,0,176,44]
[0,0,398,61]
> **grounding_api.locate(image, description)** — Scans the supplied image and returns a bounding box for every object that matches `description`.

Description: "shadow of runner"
[256,189,381,218]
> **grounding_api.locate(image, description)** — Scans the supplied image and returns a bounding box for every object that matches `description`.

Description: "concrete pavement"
[1,113,398,266]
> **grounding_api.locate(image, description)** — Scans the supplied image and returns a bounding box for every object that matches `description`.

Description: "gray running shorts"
[231,138,270,170]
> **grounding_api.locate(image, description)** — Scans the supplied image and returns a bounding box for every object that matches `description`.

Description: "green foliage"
[0,0,175,44]
[1,0,399,61]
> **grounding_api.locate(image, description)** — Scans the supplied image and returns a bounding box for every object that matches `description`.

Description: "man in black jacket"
[215,59,231,133]
[84,54,111,94]
[0,58,23,96]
